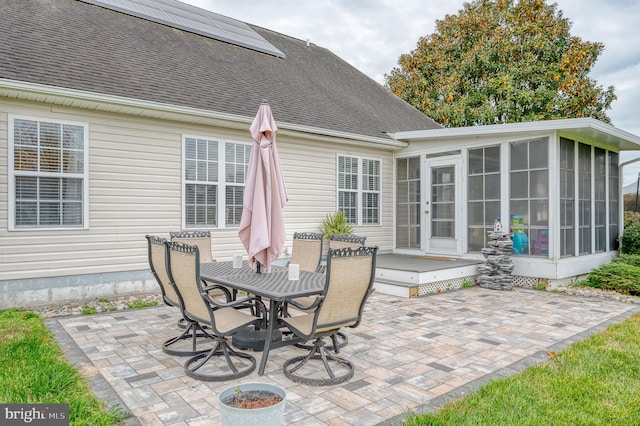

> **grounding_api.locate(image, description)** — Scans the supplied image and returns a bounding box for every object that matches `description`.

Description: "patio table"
[200,260,285,277]
[200,260,285,300]
[200,263,325,375]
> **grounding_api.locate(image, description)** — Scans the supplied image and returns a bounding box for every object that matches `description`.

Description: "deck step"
[374,278,419,298]
[374,264,480,298]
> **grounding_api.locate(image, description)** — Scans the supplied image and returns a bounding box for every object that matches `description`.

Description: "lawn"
[0,309,130,425]
[402,311,640,425]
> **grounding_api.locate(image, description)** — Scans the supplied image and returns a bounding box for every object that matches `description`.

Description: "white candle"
[288,263,300,281]
[232,255,243,269]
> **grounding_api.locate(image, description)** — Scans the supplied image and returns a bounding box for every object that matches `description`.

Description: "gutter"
[0,78,407,149]
[395,118,640,142]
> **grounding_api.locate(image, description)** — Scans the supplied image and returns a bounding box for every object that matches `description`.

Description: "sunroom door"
[425,157,463,255]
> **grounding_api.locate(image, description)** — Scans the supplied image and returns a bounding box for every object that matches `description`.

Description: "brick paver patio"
[47,287,640,425]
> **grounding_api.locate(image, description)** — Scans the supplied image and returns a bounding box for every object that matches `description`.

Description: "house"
[2,0,639,308]
[0,0,440,308]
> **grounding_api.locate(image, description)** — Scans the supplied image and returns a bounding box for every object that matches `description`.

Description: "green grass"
[401,312,640,425]
[126,300,159,310]
[461,279,475,288]
[81,306,97,315]
[0,309,130,425]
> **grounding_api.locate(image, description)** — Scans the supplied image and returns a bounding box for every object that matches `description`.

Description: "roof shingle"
[0,0,441,139]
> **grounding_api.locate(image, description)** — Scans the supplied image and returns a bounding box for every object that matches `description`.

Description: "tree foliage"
[385,0,616,127]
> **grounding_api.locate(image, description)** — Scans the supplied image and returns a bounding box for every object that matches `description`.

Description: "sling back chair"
[281,245,378,386]
[146,235,213,356]
[170,231,213,263]
[329,233,367,250]
[165,240,265,381]
[292,232,367,348]
[289,232,324,272]
[170,230,233,302]
[314,233,367,274]
[280,232,324,318]
[282,232,324,312]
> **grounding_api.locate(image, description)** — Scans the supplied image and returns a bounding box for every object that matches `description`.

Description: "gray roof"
[1,0,440,141]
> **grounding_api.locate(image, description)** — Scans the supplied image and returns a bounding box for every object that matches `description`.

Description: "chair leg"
[331,331,348,353]
[177,317,188,329]
[184,336,256,381]
[283,337,354,386]
[162,320,214,357]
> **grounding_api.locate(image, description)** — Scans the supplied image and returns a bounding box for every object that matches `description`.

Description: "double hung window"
[10,116,87,229]
[183,137,250,228]
[337,155,381,225]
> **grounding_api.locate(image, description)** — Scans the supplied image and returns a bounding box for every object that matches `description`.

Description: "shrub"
[585,263,640,296]
[318,211,353,239]
[624,211,640,227]
[613,254,640,267]
[621,223,640,255]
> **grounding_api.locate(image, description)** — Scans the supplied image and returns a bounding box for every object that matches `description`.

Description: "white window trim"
[181,134,251,230]
[8,114,90,231]
[336,154,382,226]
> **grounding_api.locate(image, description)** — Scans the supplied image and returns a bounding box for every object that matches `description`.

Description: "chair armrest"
[286,295,324,311]
[202,285,247,307]
[201,282,232,302]
[201,287,267,319]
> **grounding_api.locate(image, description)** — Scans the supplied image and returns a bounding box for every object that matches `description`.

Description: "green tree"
[385,0,616,127]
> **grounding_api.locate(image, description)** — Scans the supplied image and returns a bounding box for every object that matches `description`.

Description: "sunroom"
[393,118,640,287]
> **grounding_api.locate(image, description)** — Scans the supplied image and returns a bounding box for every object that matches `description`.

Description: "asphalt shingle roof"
[1,0,441,140]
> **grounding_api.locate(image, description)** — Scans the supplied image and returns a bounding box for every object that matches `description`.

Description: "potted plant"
[318,210,354,256]
[318,210,353,238]
[218,382,286,426]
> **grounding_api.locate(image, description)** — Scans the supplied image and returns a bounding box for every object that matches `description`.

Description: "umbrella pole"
[256,261,261,273]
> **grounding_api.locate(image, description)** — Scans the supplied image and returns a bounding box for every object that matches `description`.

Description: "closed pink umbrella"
[238,101,288,272]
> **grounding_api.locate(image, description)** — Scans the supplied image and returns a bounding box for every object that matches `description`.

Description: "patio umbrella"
[238,101,288,272]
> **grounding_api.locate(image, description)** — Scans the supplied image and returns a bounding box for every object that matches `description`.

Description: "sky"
[183,0,640,185]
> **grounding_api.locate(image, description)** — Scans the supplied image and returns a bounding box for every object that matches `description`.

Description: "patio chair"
[282,232,323,313]
[282,231,326,322]
[281,245,378,386]
[165,240,264,381]
[329,233,367,250]
[289,232,324,272]
[146,235,212,357]
[310,233,367,347]
[170,231,214,263]
[170,231,232,302]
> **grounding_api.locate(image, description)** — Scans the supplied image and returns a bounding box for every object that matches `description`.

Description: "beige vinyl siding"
[277,137,394,252]
[1,99,395,281]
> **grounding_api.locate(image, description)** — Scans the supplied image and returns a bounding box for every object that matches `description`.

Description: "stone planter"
[218,382,286,426]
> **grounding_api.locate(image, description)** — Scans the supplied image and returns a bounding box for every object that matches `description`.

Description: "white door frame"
[423,155,464,255]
